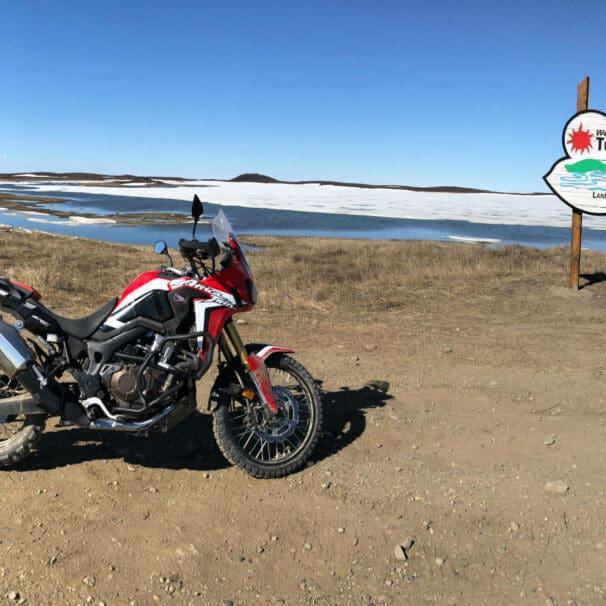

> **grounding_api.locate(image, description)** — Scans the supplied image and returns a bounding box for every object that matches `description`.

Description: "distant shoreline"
[0,171,547,197]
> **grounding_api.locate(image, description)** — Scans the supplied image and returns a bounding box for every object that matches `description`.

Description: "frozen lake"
[1,179,606,250]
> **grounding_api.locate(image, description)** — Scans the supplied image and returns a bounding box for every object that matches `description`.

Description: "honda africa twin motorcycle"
[0,196,323,478]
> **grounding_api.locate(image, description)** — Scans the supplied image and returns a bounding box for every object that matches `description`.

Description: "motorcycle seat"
[48,297,118,339]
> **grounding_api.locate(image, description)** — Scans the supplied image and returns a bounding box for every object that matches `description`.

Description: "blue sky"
[2,0,605,192]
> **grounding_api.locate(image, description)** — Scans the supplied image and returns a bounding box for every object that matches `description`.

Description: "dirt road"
[0,235,604,605]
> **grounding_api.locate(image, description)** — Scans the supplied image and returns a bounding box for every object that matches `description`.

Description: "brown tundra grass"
[0,229,604,318]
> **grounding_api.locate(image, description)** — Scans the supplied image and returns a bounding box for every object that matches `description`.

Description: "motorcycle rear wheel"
[0,376,46,467]
[212,354,323,478]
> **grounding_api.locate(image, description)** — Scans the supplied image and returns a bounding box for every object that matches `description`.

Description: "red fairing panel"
[193,293,237,356]
[115,271,171,308]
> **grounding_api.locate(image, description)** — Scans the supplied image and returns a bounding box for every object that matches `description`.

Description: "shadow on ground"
[580,272,606,288]
[314,380,393,463]
[14,411,229,473]
[10,380,393,473]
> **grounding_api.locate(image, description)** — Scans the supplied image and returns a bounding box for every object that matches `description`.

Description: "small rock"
[337,527,345,533]
[434,557,444,566]
[545,480,569,494]
[321,481,331,489]
[224,600,234,606]
[304,543,312,550]
[202,473,209,479]
[411,444,419,450]
[385,579,392,586]
[82,576,96,588]
[271,535,279,542]
[394,545,407,561]
[148,486,158,493]
[8,592,19,601]
[126,464,136,472]
[509,521,520,532]
[544,435,557,446]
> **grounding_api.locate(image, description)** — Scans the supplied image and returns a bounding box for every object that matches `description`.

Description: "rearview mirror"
[154,241,168,255]
[153,240,173,267]
[192,195,203,221]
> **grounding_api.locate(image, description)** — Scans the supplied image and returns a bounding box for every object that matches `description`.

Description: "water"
[1,182,605,250]
[560,170,606,191]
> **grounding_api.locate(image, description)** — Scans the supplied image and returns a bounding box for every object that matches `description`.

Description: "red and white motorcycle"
[0,196,323,478]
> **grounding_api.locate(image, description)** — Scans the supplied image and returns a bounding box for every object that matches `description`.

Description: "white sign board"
[544,110,606,214]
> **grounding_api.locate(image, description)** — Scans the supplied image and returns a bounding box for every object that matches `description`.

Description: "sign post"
[569,77,589,289]
[543,77,606,289]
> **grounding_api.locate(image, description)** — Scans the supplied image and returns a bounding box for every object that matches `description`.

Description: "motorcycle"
[0,196,323,478]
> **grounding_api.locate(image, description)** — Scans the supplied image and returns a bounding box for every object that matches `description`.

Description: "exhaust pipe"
[0,319,31,376]
[89,404,177,433]
[0,317,65,417]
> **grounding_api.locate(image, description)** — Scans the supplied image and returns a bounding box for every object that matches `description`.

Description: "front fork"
[219,319,279,415]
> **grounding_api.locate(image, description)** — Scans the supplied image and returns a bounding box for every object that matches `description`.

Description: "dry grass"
[0,230,157,315]
[244,236,606,311]
[1,229,605,318]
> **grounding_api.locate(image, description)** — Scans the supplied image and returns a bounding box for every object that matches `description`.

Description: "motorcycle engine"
[104,363,169,411]
[109,365,138,405]
[98,335,199,418]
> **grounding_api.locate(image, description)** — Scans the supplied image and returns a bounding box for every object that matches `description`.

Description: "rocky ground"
[0,235,604,605]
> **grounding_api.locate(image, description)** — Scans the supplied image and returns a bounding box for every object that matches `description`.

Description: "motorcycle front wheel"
[0,375,46,467]
[212,354,323,478]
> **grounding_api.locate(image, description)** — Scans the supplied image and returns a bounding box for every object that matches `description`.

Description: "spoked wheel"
[212,354,323,478]
[0,375,45,467]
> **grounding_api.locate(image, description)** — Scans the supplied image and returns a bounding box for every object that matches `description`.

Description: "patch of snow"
[448,236,502,244]
[10,178,606,230]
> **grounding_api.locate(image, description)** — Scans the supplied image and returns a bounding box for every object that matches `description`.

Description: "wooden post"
[569,76,589,289]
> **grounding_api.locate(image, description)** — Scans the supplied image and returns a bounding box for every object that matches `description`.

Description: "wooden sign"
[544,110,606,214]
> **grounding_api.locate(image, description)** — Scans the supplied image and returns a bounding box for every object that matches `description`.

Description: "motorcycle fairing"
[193,293,236,354]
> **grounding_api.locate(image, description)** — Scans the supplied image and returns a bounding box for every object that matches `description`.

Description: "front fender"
[207,343,294,415]
[245,343,294,361]
[245,344,294,415]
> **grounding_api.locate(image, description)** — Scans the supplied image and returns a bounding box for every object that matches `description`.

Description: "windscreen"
[212,209,253,278]
[212,209,235,248]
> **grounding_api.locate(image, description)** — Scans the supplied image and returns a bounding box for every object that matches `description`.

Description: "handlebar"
[178,237,221,260]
